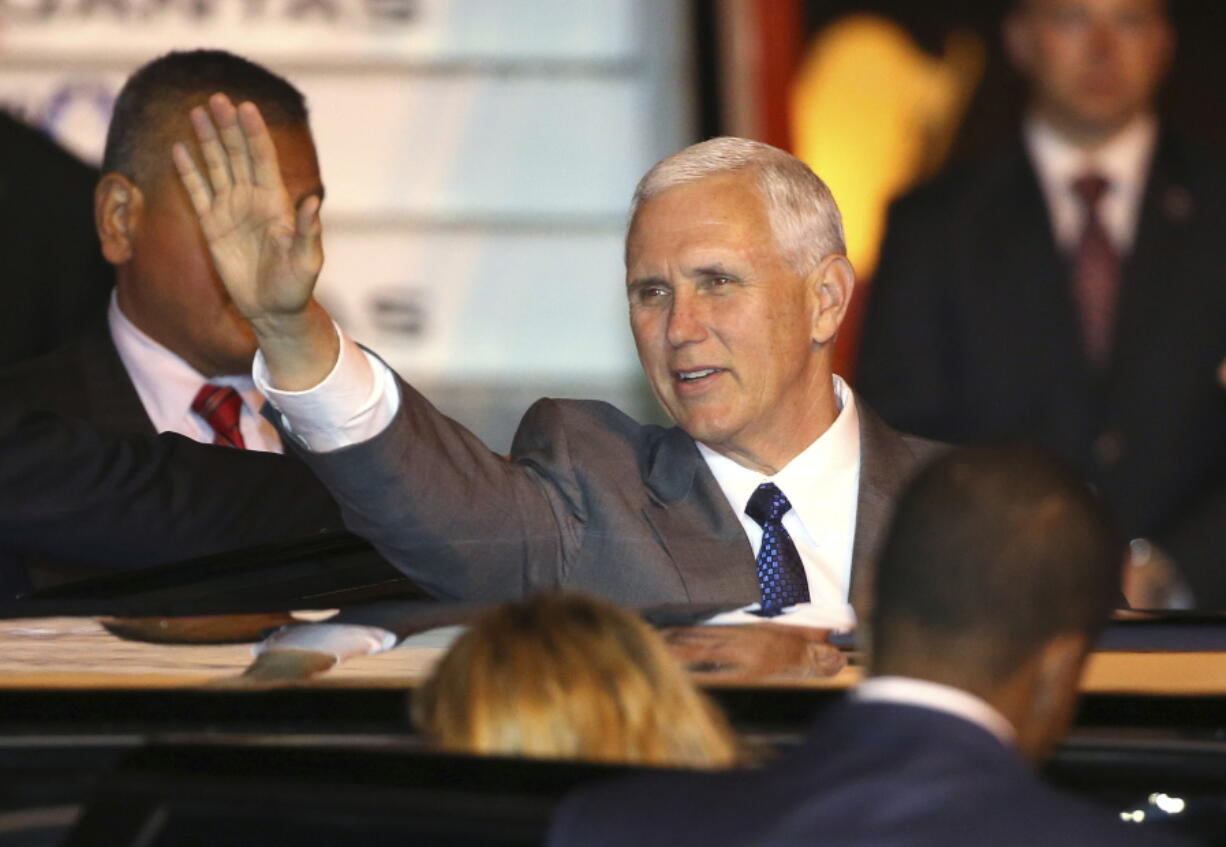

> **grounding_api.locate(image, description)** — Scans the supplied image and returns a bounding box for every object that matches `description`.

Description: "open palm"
[173,94,322,323]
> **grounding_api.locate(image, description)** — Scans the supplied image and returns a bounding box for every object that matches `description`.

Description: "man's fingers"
[190,103,234,194]
[238,101,284,190]
[210,92,255,185]
[172,142,213,216]
[292,194,324,269]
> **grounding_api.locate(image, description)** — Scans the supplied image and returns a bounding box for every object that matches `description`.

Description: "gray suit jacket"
[288,377,941,614]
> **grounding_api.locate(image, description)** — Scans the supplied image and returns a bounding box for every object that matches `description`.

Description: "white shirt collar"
[108,291,264,438]
[696,375,861,608]
[696,375,859,524]
[1024,113,1157,252]
[855,675,1017,746]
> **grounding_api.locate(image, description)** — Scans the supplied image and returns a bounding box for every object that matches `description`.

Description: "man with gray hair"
[171,94,939,620]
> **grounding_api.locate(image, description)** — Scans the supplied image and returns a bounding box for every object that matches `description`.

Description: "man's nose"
[666,289,708,347]
[1086,19,1119,59]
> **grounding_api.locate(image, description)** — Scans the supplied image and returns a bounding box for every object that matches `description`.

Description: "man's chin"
[676,418,735,451]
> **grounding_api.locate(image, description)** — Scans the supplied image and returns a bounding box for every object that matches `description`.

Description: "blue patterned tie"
[745,482,810,615]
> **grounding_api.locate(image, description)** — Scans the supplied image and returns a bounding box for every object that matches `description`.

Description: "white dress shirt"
[1025,113,1157,254]
[108,292,282,453]
[855,675,1016,746]
[696,377,860,616]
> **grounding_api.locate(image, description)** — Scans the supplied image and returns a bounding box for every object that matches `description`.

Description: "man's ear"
[1011,631,1090,762]
[811,254,855,346]
[95,173,143,265]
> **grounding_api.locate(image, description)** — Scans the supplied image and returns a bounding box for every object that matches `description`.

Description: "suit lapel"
[1110,132,1198,386]
[849,401,925,620]
[640,427,759,604]
[77,320,158,437]
[978,142,1087,375]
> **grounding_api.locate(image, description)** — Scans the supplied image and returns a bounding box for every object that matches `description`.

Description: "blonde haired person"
[412,593,742,769]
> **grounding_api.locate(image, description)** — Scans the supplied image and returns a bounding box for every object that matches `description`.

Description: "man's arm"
[0,410,343,564]
[173,95,580,599]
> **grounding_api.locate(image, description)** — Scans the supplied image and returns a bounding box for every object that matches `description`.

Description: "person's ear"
[810,254,855,346]
[1020,632,1090,761]
[95,173,143,265]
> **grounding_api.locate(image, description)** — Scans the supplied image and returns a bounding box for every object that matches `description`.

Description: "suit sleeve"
[286,377,584,602]
[0,410,344,565]
[855,193,961,441]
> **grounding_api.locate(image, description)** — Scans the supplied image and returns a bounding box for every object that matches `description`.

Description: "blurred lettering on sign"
[0,0,417,24]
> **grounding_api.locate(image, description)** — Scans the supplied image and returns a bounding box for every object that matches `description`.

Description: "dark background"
[694,0,1226,167]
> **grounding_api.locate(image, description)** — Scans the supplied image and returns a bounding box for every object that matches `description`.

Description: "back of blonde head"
[413,593,740,769]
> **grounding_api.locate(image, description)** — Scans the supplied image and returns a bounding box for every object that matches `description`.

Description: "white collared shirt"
[696,377,861,615]
[855,675,1017,747]
[108,292,282,453]
[1025,113,1157,254]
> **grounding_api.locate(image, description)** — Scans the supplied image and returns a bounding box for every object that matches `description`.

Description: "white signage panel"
[0,0,634,62]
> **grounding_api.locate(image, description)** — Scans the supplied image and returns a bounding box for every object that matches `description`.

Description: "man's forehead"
[144,109,318,189]
[629,174,767,238]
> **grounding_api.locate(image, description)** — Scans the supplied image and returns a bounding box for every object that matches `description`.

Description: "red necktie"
[1071,173,1119,367]
[191,384,246,449]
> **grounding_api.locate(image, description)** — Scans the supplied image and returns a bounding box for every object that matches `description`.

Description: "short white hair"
[628,137,846,275]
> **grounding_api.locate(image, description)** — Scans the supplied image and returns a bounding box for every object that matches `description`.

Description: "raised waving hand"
[173,93,336,388]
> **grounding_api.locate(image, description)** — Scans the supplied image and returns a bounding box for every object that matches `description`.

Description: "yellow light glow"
[789,14,984,278]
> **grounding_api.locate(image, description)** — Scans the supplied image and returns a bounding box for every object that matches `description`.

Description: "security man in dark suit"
[548,445,1190,847]
[0,50,321,450]
[0,51,340,593]
[857,0,1226,607]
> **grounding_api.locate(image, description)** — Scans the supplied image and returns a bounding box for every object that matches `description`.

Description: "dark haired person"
[0,49,321,452]
[858,0,1226,607]
[548,445,1189,847]
[0,50,336,592]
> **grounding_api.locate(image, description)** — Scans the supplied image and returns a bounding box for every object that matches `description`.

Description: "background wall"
[0,0,695,449]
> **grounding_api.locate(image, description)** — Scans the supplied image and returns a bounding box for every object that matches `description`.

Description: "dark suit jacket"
[287,376,941,613]
[549,698,1185,847]
[857,130,1226,604]
[0,410,347,597]
[0,320,346,594]
[0,316,155,438]
[0,111,113,368]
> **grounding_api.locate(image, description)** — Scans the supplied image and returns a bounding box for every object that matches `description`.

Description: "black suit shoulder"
[888,137,1034,224]
[0,113,113,367]
[0,318,153,437]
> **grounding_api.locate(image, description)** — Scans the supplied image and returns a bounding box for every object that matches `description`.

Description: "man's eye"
[633,286,669,304]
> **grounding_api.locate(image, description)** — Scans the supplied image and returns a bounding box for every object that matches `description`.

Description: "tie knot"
[745,482,792,527]
[1071,172,1110,210]
[192,384,245,449]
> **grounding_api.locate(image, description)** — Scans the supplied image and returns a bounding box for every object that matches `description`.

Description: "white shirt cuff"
[254,322,400,452]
